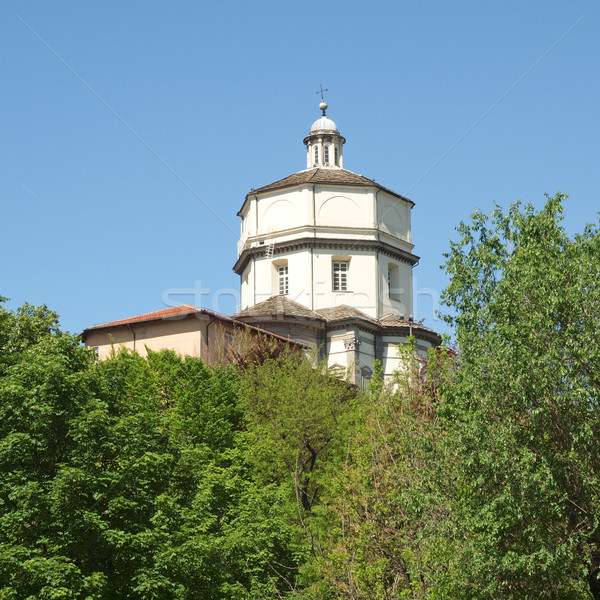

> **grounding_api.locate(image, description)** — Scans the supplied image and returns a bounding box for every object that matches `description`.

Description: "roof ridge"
[315,304,380,325]
[89,304,204,329]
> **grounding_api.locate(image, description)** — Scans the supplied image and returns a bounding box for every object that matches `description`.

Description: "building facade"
[233,101,440,382]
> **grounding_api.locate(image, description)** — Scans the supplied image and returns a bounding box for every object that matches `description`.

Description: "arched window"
[334,146,339,166]
[314,146,319,166]
[324,145,330,165]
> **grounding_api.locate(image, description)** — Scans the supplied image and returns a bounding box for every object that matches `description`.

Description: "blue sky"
[1,1,598,340]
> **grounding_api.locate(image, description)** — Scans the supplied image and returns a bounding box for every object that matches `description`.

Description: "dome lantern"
[303,100,345,169]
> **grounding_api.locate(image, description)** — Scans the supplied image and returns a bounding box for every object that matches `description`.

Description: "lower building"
[81,304,304,366]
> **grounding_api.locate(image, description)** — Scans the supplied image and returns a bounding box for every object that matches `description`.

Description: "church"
[83,98,441,383]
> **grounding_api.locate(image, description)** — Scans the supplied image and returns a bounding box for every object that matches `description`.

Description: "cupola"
[303,101,346,169]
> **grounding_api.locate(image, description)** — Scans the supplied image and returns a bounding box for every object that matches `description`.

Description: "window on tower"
[387,263,401,301]
[324,145,330,165]
[334,146,339,166]
[278,265,289,296]
[314,146,319,166]
[332,261,348,291]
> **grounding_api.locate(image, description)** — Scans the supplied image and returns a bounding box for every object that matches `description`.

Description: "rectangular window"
[333,261,348,291]
[388,263,401,300]
[334,146,339,166]
[314,147,319,165]
[278,265,289,295]
[324,145,330,164]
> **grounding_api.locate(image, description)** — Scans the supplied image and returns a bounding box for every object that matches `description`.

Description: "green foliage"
[0,307,298,599]
[305,194,600,599]
[223,326,301,371]
[239,352,358,514]
[0,297,61,376]
[366,358,384,398]
[309,344,456,600]
[238,352,362,596]
[438,193,600,598]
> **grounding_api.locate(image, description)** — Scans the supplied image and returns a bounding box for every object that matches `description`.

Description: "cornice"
[233,236,419,274]
[326,318,380,334]
[379,324,442,346]
[234,314,327,333]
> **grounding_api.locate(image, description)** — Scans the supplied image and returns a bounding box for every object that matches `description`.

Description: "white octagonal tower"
[233,101,440,383]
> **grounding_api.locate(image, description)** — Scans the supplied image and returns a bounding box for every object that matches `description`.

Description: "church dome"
[310,116,338,132]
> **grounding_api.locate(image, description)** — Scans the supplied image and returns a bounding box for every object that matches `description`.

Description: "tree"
[220,326,301,370]
[307,347,457,600]
[0,308,298,599]
[239,352,358,515]
[0,297,60,375]
[439,193,600,598]
[237,351,365,598]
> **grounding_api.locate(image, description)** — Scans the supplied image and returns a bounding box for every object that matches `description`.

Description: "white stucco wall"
[241,185,383,243]
[311,250,377,315]
[377,191,412,243]
[258,188,310,234]
[378,256,413,318]
[379,335,436,378]
[314,186,373,228]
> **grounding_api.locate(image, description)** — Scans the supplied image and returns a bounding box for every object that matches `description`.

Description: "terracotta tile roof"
[233,296,324,321]
[86,304,203,329]
[316,305,379,326]
[81,304,305,347]
[239,168,413,215]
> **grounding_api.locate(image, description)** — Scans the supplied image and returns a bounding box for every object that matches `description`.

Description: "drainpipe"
[205,317,217,363]
[127,324,136,351]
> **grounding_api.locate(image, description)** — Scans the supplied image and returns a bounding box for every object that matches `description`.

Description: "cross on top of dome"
[316,84,329,116]
[310,85,339,133]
